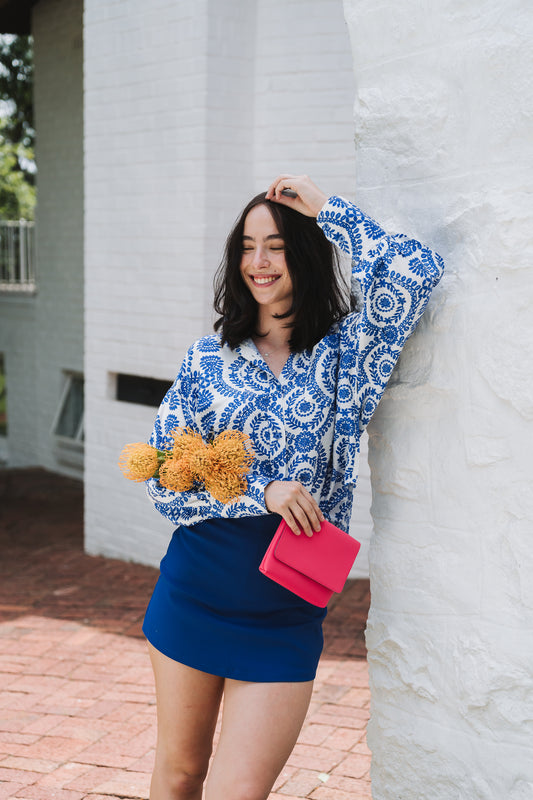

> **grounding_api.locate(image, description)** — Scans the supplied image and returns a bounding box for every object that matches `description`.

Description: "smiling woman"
[214,188,353,354]
[240,205,294,328]
[139,174,444,800]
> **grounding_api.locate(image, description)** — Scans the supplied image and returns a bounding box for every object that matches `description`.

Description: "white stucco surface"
[343,0,533,797]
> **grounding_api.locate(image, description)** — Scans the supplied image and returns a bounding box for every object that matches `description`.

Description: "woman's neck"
[252,312,293,378]
[254,310,292,350]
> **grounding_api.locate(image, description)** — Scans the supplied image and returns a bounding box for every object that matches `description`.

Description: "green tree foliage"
[0,122,35,219]
[0,34,35,220]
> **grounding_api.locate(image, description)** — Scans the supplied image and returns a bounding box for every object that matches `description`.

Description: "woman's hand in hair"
[266,174,328,218]
[264,480,325,537]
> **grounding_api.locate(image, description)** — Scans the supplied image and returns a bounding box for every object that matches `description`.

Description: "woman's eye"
[270,246,285,252]
[242,246,254,252]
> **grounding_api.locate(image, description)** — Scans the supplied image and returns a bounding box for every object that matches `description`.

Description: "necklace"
[255,341,285,360]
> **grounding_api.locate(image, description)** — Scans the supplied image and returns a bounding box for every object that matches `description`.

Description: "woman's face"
[239,204,293,315]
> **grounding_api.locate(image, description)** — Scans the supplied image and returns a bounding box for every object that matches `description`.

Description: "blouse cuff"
[247,471,275,511]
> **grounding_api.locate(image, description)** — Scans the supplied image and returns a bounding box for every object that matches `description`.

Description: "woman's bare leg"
[147,642,224,800]
[204,678,314,800]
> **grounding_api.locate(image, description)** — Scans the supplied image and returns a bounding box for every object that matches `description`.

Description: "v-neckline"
[252,341,292,381]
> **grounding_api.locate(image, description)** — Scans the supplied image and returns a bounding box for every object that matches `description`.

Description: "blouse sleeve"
[317,195,445,430]
[146,346,196,453]
[145,345,271,526]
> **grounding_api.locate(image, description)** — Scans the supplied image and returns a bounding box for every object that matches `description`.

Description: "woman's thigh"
[205,678,314,800]
[148,642,224,774]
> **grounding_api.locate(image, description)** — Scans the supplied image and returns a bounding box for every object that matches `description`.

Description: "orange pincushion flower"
[171,427,205,460]
[119,427,255,503]
[205,471,248,504]
[118,443,160,482]
[203,431,255,503]
[171,427,212,481]
[159,457,195,493]
[188,446,213,479]
[211,430,254,470]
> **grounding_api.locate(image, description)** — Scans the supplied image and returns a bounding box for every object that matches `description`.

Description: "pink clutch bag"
[259,518,361,607]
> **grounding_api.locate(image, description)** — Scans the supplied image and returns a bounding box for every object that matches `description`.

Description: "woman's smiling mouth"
[251,275,280,286]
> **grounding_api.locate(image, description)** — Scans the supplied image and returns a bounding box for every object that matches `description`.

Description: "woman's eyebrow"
[242,233,284,241]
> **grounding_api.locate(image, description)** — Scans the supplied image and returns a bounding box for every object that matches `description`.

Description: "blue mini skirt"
[142,514,326,682]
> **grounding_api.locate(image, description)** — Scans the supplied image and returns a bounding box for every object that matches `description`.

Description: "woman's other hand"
[264,480,325,537]
[265,174,328,218]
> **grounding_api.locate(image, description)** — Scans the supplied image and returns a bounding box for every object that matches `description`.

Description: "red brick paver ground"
[0,469,371,799]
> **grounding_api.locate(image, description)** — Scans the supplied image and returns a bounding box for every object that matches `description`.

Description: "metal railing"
[0,220,36,291]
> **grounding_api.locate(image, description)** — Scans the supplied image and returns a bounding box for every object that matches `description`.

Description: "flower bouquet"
[118,427,254,504]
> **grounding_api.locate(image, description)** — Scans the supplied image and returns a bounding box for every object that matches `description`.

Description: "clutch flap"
[273,520,361,593]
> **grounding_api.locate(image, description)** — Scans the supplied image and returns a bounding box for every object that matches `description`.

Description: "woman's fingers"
[264,481,325,537]
[265,174,328,218]
[282,507,301,537]
[292,491,324,537]
[291,502,317,538]
[265,174,294,200]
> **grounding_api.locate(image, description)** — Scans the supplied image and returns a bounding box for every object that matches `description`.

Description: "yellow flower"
[171,427,205,460]
[118,443,159,482]
[119,427,255,503]
[211,430,254,471]
[188,446,213,479]
[205,471,248,504]
[159,457,195,493]
[203,430,254,502]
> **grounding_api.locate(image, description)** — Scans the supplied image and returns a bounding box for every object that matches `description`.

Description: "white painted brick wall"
[253,0,357,198]
[343,0,533,796]
[84,0,212,561]
[0,0,84,478]
[84,0,373,572]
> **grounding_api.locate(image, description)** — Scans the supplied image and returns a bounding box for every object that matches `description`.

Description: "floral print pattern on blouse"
[146,196,444,531]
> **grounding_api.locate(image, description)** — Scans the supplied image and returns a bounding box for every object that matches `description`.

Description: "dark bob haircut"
[213,193,354,352]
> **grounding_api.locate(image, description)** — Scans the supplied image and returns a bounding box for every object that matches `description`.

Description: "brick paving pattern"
[0,469,371,799]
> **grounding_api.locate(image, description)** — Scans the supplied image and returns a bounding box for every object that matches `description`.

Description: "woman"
[142,174,444,799]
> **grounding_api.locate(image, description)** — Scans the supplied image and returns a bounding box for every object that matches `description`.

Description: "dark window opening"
[53,373,84,442]
[116,374,172,408]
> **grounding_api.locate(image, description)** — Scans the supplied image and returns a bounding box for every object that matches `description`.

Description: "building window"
[53,372,84,443]
[0,220,36,292]
[115,373,172,408]
[0,353,6,437]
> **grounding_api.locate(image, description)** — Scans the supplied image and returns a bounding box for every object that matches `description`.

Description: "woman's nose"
[252,247,269,267]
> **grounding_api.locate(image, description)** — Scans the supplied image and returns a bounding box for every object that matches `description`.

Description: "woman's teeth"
[253,276,278,285]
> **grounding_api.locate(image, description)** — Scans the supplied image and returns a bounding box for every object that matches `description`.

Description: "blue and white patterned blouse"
[146,196,444,532]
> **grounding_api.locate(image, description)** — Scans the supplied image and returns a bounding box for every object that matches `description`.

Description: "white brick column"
[84,0,212,561]
[343,1,533,797]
